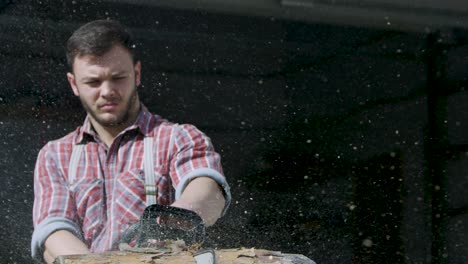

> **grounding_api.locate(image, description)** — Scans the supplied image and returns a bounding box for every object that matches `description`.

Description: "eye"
[113,76,126,81]
[84,80,101,87]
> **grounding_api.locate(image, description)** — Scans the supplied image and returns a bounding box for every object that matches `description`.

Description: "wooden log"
[54,248,316,264]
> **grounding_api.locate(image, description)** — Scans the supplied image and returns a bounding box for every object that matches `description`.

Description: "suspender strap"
[69,144,85,184]
[143,137,157,205]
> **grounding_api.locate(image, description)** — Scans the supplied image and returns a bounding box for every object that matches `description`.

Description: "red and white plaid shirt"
[31,105,229,258]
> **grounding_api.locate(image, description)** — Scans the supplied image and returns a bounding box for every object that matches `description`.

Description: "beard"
[80,85,139,129]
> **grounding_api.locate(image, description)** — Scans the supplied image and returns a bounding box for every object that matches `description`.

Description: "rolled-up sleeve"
[31,143,81,260]
[169,124,231,216]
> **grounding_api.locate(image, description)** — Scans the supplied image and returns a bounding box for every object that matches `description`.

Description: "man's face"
[67,45,141,132]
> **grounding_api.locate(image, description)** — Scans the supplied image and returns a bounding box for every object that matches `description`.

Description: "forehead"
[73,45,134,73]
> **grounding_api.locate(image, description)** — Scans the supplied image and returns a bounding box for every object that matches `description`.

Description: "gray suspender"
[69,138,157,205]
[143,137,157,205]
[69,144,85,184]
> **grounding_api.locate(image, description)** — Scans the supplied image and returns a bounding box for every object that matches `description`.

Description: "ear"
[67,72,80,96]
[134,61,141,87]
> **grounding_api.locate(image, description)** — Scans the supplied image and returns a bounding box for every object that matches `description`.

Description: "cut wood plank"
[54,248,316,264]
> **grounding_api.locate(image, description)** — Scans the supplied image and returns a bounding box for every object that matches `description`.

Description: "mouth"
[99,102,119,111]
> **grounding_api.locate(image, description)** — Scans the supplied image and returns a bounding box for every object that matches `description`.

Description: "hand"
[43,230,90,263]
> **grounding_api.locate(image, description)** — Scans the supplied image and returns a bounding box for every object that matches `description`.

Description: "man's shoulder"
[40,126,81,151]
[146,113,177,132]
[144,115,208,147]
[140,106,195,134]
[148,114,201,136]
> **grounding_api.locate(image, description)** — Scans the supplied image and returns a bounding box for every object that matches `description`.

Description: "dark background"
[1,0,468,263]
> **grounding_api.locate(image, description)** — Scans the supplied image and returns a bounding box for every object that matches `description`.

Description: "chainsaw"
[119,204,216,264]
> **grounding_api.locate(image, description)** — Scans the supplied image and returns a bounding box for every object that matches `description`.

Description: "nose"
[100,81,116,99]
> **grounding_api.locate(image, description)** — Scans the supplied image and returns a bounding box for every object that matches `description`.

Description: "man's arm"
[168,124,231,226]
[32,144,89,262]
[171,176,226,226]
[43,230,90,264]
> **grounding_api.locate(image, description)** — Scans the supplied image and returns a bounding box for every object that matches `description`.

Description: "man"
[31,19,231,263]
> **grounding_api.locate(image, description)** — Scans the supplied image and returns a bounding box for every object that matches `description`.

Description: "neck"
[91,123,123,147]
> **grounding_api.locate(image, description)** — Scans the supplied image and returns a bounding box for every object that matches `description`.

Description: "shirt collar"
[74,104,154,144]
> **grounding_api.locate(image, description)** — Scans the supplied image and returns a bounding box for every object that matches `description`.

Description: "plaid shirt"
[31,105,229,258]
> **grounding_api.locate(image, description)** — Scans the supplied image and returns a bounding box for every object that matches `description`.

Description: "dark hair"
[66,19,137,70]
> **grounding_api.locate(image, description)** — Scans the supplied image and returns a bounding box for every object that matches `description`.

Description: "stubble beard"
[81,85,139,129]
